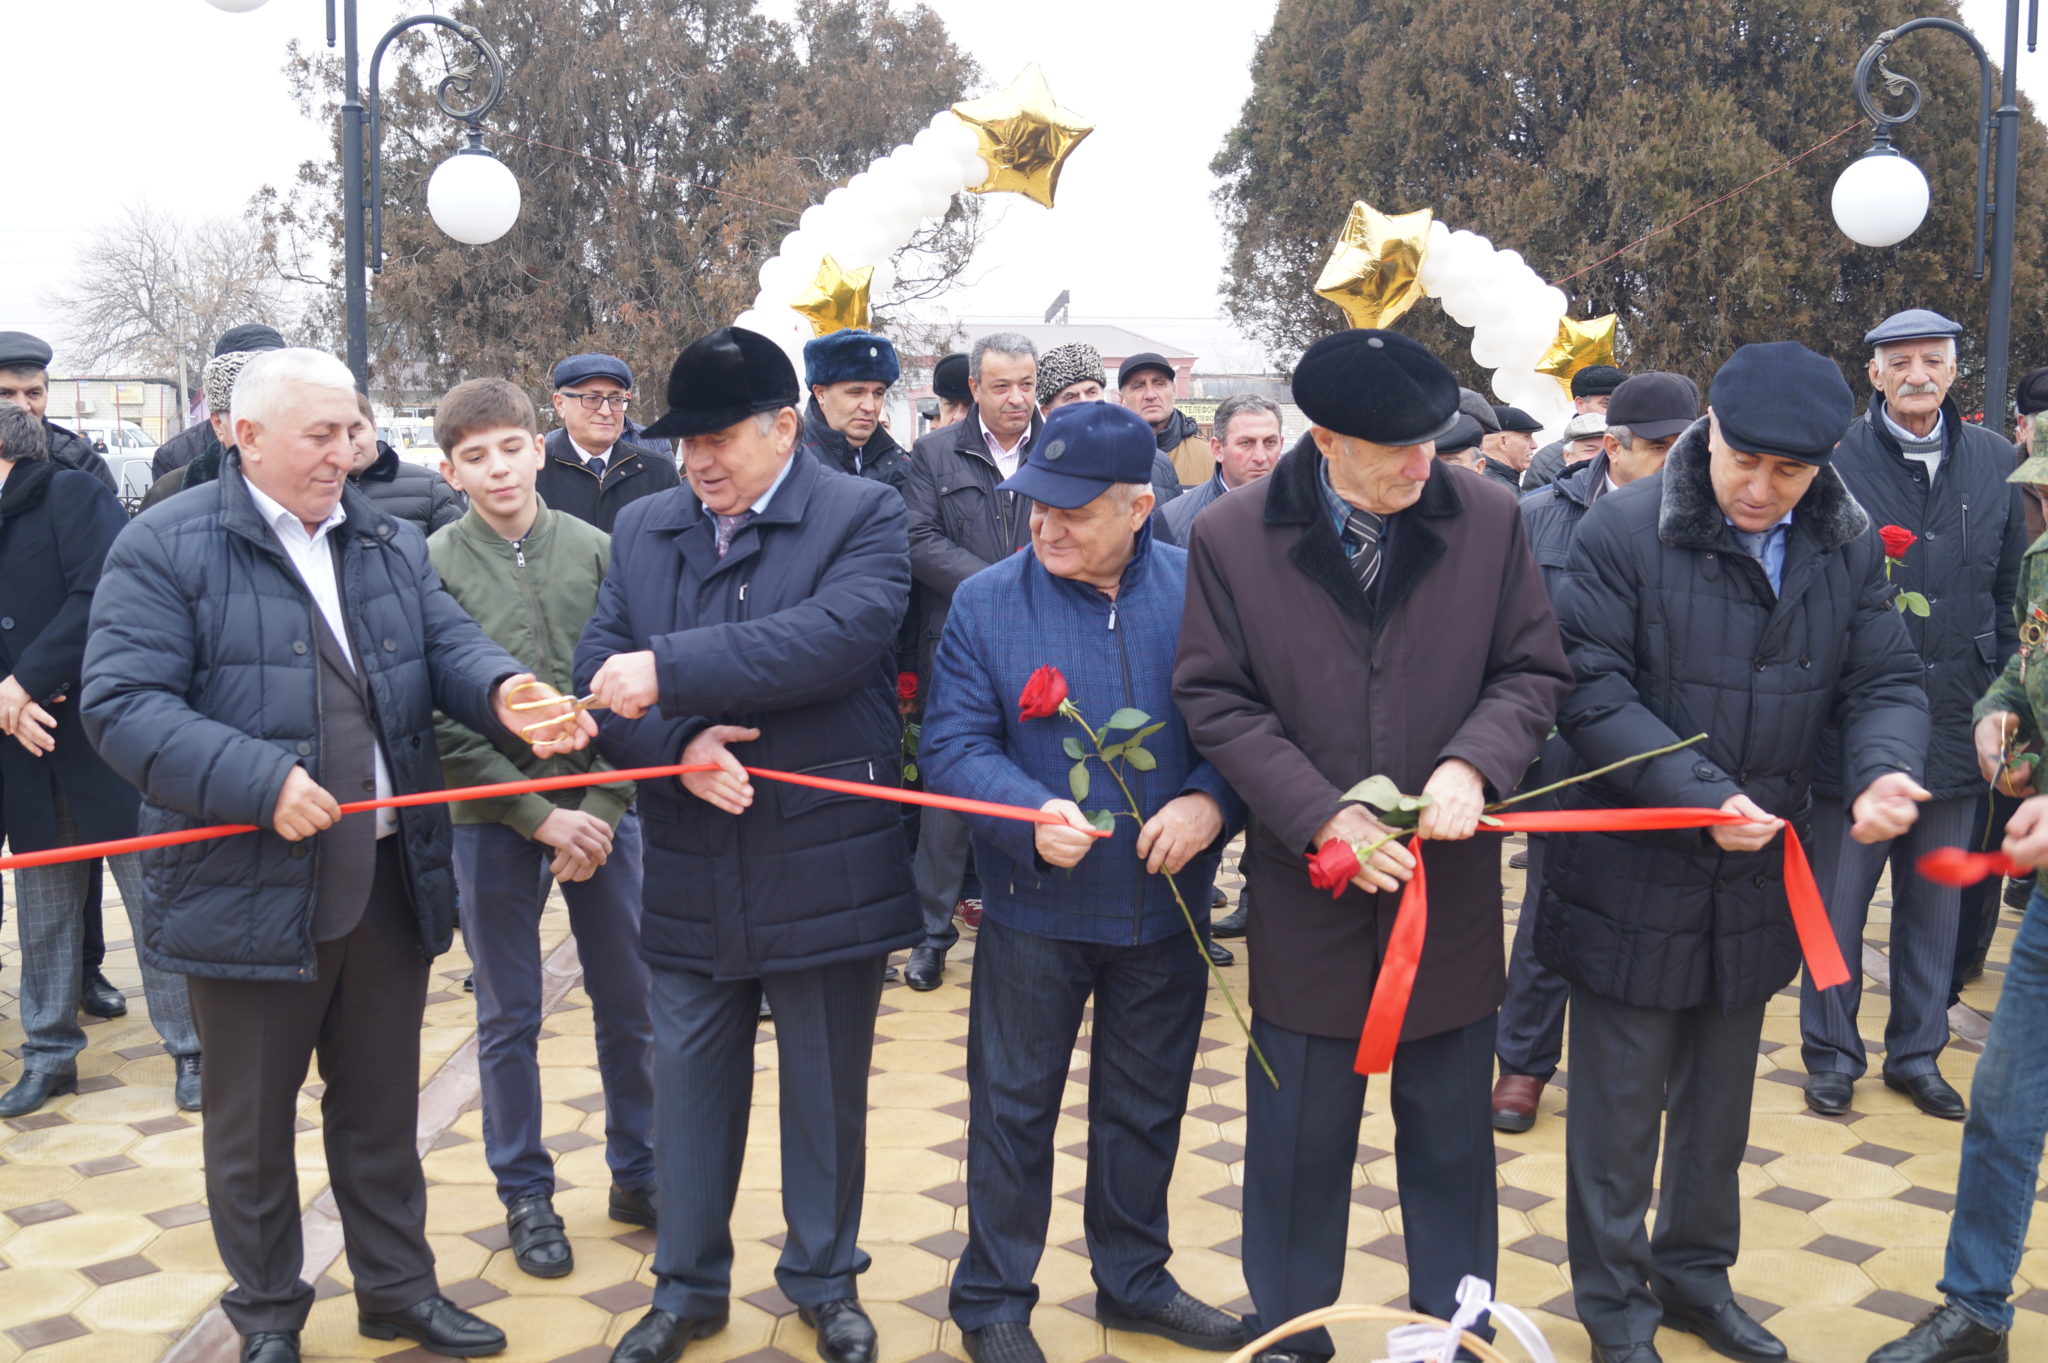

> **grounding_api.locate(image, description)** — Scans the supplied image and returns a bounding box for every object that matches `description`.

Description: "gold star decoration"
[951,64,1095,209]
[789,254,872,338]
[1313,202,1434,330]
[1536,314,1620,394]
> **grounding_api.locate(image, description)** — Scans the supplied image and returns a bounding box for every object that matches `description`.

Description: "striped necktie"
[1344,507,1385,592]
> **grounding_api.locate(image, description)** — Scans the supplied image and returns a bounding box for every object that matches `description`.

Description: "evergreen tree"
[262,0,982,395]
[1215,0,2048,414]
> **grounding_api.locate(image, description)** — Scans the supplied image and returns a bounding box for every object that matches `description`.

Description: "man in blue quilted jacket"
[921,401,1246,1363]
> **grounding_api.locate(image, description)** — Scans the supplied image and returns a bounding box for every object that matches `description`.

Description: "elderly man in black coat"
[1539,343,1932,1363]
[84,348,587,1363]
[1800,308,2028,1124]
[576,326,918,1363]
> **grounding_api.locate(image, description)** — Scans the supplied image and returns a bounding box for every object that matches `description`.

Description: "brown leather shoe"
[1491,1074,1543,1133]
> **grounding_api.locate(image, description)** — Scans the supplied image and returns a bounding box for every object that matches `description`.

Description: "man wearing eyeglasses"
[539,353,682,533]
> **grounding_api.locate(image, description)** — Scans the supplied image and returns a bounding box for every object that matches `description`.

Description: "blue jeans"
[1941,886,2048,1331]
[950,916,1208,1331]
[453,814,654,1204]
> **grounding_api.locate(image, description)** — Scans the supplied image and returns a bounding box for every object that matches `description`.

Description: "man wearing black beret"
[1175,329,1570,1361]
[1538,342,1931,1363]
[0,330,115,493]
[1522,363,1626,491]
[576,326,919,1363]
[931,352,974,430]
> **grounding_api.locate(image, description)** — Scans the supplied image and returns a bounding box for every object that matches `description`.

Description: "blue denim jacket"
[921,527,1242,945]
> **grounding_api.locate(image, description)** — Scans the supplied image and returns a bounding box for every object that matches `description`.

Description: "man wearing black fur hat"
[149,324,287,482]
[577,326,919,1363]
[1539,343,1932,1363]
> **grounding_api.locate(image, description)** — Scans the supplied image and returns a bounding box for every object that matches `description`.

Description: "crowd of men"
[2,305,2047,1363]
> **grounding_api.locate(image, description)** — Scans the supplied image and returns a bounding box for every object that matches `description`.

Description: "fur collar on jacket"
[1658,417,1868,553]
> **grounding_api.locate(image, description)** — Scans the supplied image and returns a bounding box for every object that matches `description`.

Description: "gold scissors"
[506,681,609,740]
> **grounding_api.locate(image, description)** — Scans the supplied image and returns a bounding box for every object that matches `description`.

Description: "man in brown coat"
[1175,330,1571,1362]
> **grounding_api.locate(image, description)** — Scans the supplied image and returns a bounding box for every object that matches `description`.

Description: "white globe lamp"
[1832,147,1931,248]
[205,0,273,10]
[427,147,522,247]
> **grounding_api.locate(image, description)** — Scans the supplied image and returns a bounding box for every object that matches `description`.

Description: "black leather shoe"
[174,1054,203,1112]
[905,945,946,991]
[1253,1354,1316,1363]
[1659,1298,1786,1362]
[506,1194,572,1278]
[81,970,128,1018]
[1593,1345,1664,1363]
[358,1295,507,1356]
[1204,938,1236,967]
[1212,907,1248,938]
[962,1322,1047,1363]
[0,1067,78,1118]
[1098,1289,1245,1351]
[1804,1071,1853,1116]
[609,1182,658,1227]
[1210,884,1229,909]
[240,1332,300,1363]
[798,1299,875,1363]
[610,1307,728,1363]
[1868,1303,2009,1362]
[1887,1071,1967,1120]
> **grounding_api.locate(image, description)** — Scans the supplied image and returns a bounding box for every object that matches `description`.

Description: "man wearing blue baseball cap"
[538,351,681,532]
[1539,341,1931,1363]
[921,400,1247,1363]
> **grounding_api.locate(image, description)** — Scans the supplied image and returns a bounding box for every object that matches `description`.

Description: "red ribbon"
[0,761,1108,873]
[1352,808,1849,1076]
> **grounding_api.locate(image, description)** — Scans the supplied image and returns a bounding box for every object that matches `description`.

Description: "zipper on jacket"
[1108,595,1145,945]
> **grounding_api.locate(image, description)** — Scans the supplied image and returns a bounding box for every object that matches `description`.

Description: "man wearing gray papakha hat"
[0,331,115,492]
[1797,308,2029,1127]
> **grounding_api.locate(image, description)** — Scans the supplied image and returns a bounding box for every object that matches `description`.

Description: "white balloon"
[869,257,898,297]
[1471,335,1512,371]
[1538,286,1570,318]
[939,119,982,159]
[961,154,992,186]
[777,230,820,270]
[735,308,775,335]
[1417,222,1456,293]
[757,255,802,301]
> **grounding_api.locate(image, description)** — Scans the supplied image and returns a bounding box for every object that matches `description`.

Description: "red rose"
[1306,839,1362,898]
[1879,525,1918,559]
[1016,665,1069,722]
[897,672,919,703]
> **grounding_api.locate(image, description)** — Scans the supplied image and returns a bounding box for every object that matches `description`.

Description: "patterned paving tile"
[8,842,2048,1361]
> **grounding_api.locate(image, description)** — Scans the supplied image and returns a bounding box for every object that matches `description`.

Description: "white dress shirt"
[244,482,398,837]
[980,416,1028,479]
[569,436,616,471]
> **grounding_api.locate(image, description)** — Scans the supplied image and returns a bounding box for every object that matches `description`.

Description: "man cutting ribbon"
[1173,328,1569,1363]
[1538,342,1931,1363]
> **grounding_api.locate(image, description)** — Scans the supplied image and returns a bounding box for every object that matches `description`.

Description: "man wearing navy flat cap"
[1175,329,1570,1362]
[1798,310,2027,1127]
[538,351,679,532]
[1538,342,1931,1363]
[576,326,917,1363]
[1484,404,1544,491]
[0,330,115,492]
[922,400,1247,1363]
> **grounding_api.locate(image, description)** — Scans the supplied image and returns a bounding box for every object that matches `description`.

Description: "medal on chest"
[2021,605,2048,682]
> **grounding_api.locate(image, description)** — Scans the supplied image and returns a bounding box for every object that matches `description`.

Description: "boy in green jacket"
[428,378,655,1281]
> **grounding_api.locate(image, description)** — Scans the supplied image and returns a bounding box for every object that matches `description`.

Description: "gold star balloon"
[1313,202,1434,330]
[789,255,872,337]
[1536,313,1620,393]
[951,64,1095,209]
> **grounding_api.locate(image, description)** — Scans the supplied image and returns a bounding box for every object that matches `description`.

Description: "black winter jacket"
[1820,396,2025,800]
[151,420,217,483]
[1536,420,1929,1012]
[1520,450,1609,597]
[80,456,524,981]
[573,451,918,978]
[0,462,141,849]
[45,420,115,493]
[796,397,912,489]
[351,442,464,538]
[903,413,1041,679]
[537,426,680,533]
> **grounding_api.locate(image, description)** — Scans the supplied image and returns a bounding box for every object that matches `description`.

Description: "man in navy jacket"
[922,402,1245,1363]
[576,327,918,1363]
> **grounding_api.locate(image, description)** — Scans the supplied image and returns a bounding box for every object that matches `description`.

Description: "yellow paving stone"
[867,1145,960,1194]
[427,1230,493,1284]
[420,1138,498,1185]
[0,1160,82,1206]
[0,1267,92,1327]
[1770,1302,1923,1361]
[850,1242,947,1305]
[1863,1245,1949,1293]
[1728,1247,1878,1307]
[1736,1196,1824,1249]
[141,1220,226,1274]
[127,1122,207,1168]
[535,1033,600,1068]
[869,1038,977,1074]
[65,1166,206,1215]
[1,1121,138,1166]
[1899,1150,1964,1192]
[867,1070,968,1110]
[300,1295,419,1358]
[867,1106,963,1149]
[428,1180,516,1234]
[1497,1151,1568,1200]
[60,1083,188,1126]
[1746,1110,1863,1156]
[15,1331,167,1363]
[1812,1195,1955,1248]
[72,1271,231,1332]
[1762,1151,1912,1201]
[3,1211,156,1268]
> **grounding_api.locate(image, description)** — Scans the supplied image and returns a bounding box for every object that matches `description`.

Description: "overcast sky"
[2,0,2037,377]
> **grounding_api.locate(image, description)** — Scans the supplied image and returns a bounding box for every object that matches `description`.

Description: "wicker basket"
[1224,1303,1521,1363]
